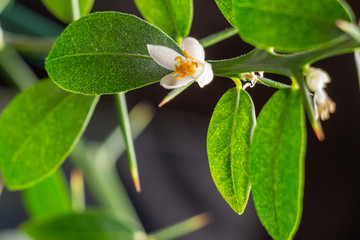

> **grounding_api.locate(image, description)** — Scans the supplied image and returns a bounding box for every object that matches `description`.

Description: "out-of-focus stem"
[199,28,238,48]
[114,93,141,192]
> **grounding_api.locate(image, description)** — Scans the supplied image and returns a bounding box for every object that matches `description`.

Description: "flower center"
[172,50,199,79]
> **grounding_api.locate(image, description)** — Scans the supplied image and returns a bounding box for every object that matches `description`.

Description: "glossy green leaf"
[0,80,99,190]
[231,0,353,52]
[41,0,94,23]
[249,89,306,240]
[22,210,141,240]
[215,0,234,26]
[23,169,72,218]
[134,0,193,42]
[46,12,181,95]
[207,87,256,214]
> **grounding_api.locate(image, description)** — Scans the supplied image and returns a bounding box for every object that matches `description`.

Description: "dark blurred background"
[0,0,360,239]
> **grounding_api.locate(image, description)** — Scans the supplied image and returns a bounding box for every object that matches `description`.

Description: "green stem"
[70,139,142,224]
[211,37,360,78]
[199,28,238,48]
[0,45,38,89]
[150,213,211,240]
[256,77,290,89]
[71,0,81,21]
[4,32,55,56]
[114,93,141,192]
[70,168,85,212]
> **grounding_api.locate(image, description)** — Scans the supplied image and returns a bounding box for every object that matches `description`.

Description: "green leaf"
[207,87,256,214]
[46,12,181,95]
[134,0,193,42]
[41,0,94,23]
[22,210,141,240]
[215,0,235,26]
[23,169,72,218]
[232,0,353,52]
[0,80,99,190]
[249,89,306,240]
[0,0,12,13]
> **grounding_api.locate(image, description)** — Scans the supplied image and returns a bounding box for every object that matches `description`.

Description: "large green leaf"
[249,89,306,240]
[231,0,353,52]
[41,0,94,23]
[22,210,141,240]
[215,0,234,26]
[23,169,72,218]
[134,0,193,42]
[0,80,99,190]
[207,87,256,214]
[46,12,181,95]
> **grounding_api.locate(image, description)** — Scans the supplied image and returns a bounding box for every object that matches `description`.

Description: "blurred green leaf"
[0,80,99,190]
[46,12,181,95]
[134,0,193,42]
[207,87,256,214]
[22,210,142,240]
[231,0,353,52]
[23,170,72,217]
[249,89,306,240]
[41,0,94,23]
[0,0,12,13]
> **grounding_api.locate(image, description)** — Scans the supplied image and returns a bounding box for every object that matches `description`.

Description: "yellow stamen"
[183,50,195,60]
[172,52,198,79]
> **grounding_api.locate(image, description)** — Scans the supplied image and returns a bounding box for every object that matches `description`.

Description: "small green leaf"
[46,12,181,95]
[0,80,99,190]
[23,169,72,218]
[215,0,235,26]
[134,0,193,42]
[22,210,141,240]
[207,87,256,214]
[232,0,353,52]
[41,0,94,23]
[249,89,306,240]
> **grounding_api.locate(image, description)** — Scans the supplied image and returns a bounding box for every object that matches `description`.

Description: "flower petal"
[147,45,180,71]
[160,73,194,89]
[182,37,205,63]
[196,62,213,88]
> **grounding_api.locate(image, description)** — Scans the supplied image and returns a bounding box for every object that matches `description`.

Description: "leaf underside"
[207,87,256,214]
[230,0,352,52]
[249,89,306,240]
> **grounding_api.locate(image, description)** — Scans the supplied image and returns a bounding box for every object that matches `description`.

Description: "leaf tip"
[158,97,168,107]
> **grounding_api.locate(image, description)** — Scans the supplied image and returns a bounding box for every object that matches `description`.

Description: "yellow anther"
[172,53,199,79]
[183,50,195,60]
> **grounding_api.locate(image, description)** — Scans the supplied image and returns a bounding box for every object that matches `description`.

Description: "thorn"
[132,169,141,193]
[192,212,213,228]
[335,19,346,30]
[158,97,169,108]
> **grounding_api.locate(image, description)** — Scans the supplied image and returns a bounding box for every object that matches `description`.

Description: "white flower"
[147,37,213,89]
[305,67,336,121]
